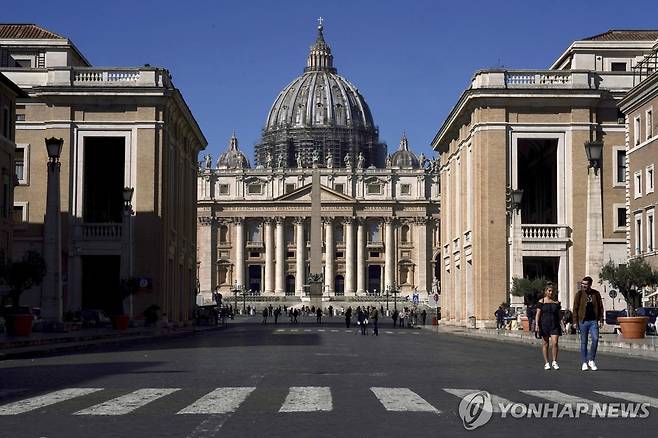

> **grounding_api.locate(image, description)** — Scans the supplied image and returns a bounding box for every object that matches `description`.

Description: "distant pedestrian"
[535,284,562,370]
[392,309,398,327]
[371,307,379,336]
[274,307,280,324]
[357,307,367,335]
[573,276,604,371]
[262,308,268,324]
[316,307,323,324]
[329,305,334,318]
[495,306,505,329]
[421,309,427,325]
[399,309,406,328]
[345,307,352,328]
[293,308,299,324]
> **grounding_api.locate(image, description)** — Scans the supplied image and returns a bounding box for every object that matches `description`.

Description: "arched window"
[247,222,261,243]
[368,222,381,242]
[400,225,410,243]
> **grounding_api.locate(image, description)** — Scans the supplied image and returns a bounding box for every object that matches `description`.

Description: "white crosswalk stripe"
[279,387,332,412]
[443,389,513,413]
[370,387,440,413]
[594,391,658,408]
[177,387,255,414]
[73,388,180,415]
[520,390,597,407]
[0,388,104,415]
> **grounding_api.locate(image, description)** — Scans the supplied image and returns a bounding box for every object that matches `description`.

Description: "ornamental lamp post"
[43,137,64,324]
[509,189,524,212]
[584,140,603,171]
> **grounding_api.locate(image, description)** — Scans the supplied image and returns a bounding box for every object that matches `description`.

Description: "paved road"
[1,317,657,437]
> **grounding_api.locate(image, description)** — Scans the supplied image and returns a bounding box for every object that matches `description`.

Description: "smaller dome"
[217,133,250,169]
[390,133,419,168]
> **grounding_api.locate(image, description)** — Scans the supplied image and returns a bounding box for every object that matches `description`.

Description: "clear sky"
[5,0,658,160]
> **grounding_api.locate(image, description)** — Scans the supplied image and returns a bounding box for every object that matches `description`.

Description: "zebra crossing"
[273,328,423,335]
[0,386,655,416]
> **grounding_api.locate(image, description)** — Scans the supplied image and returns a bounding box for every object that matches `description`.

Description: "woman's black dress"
[539,301,562,337]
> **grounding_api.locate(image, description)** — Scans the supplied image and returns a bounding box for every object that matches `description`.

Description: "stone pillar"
[384,218,396,291]
[264,218,274,294]
[509,209,524,308]
[234,218,245,288]
[344,218,356,295]
[274,217,285,295]
[356,218,366,295]
[324,218,335,295]
[197,217,216,294]
[295,217,305,295]
[415,218,429,296]
[585,169,604,307]
[43,153,63,323]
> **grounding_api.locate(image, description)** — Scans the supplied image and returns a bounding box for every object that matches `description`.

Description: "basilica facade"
[197,23,440,306]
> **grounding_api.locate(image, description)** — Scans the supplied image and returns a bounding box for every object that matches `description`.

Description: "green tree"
[600,258,658,315]
[510,277,549,306]
[0,251,47,308]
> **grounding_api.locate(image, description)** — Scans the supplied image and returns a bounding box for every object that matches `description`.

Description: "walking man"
[372,306,379,336]
[421,309,427,326]
[345,307,352,328]
[262,308,268,324]
[316,307,323,325]
[572,276,604,371]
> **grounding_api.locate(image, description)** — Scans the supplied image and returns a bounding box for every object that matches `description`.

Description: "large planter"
[6,313,34,336]
[520,316,530,331]
[618,316,649,339]
[111,315,130,330]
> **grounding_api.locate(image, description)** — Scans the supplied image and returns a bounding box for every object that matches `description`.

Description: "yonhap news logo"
[457,391,650,430]
[458,391,493,430]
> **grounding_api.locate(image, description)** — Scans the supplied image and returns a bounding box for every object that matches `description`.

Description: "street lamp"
[122,186,135,211]
[386,284,400,311]
[584,140,603,170]
[43,137,64,323]
[121,186,135,318]
[506,187,523,213]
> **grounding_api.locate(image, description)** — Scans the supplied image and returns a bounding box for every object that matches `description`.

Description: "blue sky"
[6,0,658,159]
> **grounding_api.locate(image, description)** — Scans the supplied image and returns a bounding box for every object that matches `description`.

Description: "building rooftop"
[0,24,65,40]
[583,30,658,42]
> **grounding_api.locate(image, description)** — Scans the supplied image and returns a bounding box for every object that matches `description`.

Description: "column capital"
[198,216,214,226]
[274,216,286,225]
[263,217,275,225]
[341,217,354,225]
[383,217,397,225]
[321,217,334,225]
[293,216,306,225]
[232,217,245,225]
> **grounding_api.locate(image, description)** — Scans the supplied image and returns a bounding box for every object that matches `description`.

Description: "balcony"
[80,223,122,240]
[2,66,171,89]
[470,69,635,91]
[520,224,571,253]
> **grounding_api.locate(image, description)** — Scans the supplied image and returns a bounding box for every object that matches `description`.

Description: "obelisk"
[307,168,324,308]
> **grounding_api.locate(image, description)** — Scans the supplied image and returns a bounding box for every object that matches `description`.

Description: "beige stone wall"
[0,81,17,264]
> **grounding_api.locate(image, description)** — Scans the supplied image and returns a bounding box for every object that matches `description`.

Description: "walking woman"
[535,284,562,370]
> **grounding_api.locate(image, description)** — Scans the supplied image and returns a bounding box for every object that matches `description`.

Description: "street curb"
[0,325,225,361]
[421,325,658,362]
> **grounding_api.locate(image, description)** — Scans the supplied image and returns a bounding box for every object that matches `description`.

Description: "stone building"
[619,40,658,305]
[0,72,26,266]
[0,24,207,323]
[432,30,658,326]
[197,22,440,307]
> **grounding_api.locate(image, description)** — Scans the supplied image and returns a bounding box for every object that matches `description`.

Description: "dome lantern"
[305,17,336,73]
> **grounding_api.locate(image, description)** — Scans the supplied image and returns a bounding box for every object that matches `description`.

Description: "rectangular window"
[16,114,25,122]
[336,251,344,258]
[218,184,229,195]
[367,183,382,195]
[615,149,626,185]
[617,207,627,228]
[635,214,643,255]
[15,147,25,183]
[400,184,411,195]
[247,183,262,194]
[648,209,655,252]
[369,251,380,258]
[13,58,32,68]
[647,165,655,194]
[12,205,25,223]
[287,251,294,258]
[334,183,344,194]
[648,109,654,140]
[334,224,344,242]
[249,251,260,258]
[2,107,9,139]
[634,116,641,146]
[285,183,296,194]
[611,62,627,71]
[634,171,642,198]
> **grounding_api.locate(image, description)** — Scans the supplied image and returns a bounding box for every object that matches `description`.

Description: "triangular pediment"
[275,184,355,202]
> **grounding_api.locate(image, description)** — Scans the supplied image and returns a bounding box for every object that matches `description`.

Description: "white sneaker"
[581,363,588,371]
[552,361,559,370]
[544,362,551,370]
[588,360,598,371]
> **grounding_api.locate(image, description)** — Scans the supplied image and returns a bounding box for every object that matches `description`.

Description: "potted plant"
[600,258,658,339]
[0,251,47,336]
[510,277,548,331]
[110,278,138,330]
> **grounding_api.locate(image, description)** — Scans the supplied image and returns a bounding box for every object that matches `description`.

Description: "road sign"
[412,293,419,304]
[609,290,617,299]
[429,292,440,307]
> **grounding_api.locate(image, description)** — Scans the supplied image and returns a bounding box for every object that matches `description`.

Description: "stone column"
[356,219,366,295]
[324,218,335,295]
[43,151,63,323]
[344,218,356,295]
[197,216,216,294]
[295,217,305,295]
[415,218,429,296]
[384,218,396,290]
[264,218,274,294]
[585,168,604,308]
[234,218,245,288]
[274,217,285,295]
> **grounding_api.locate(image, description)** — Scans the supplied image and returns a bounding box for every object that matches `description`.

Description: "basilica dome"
[217,133,250,169]
[390,134,420,169]
[256,21,386,168]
